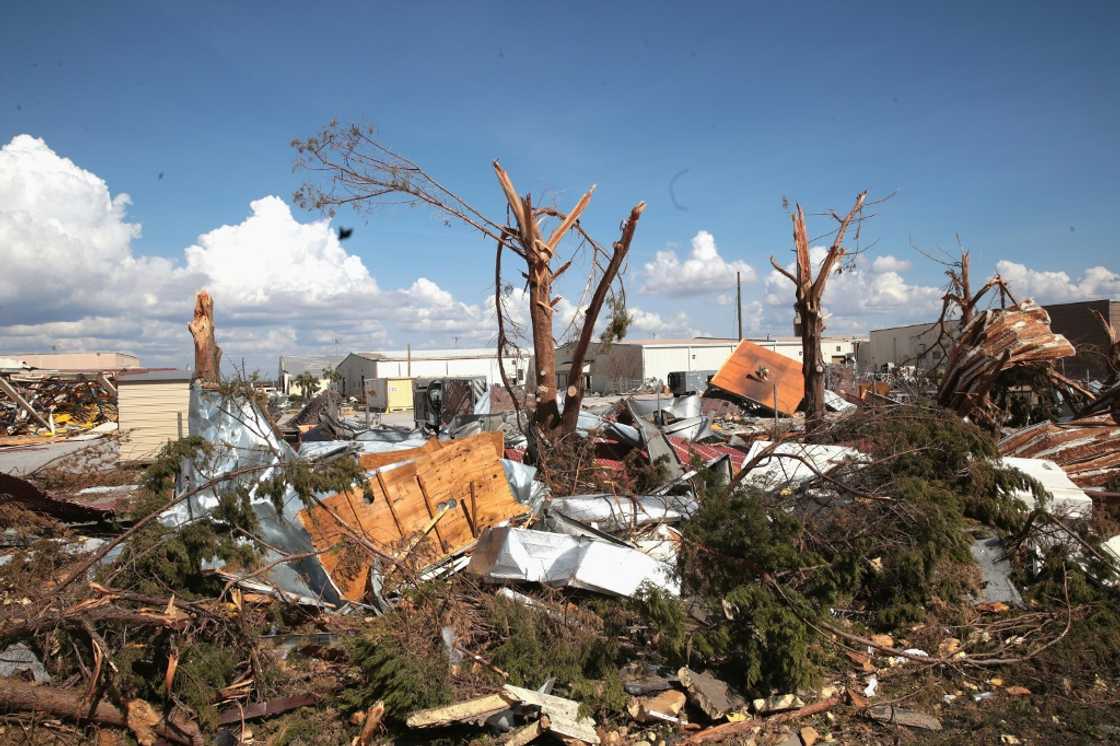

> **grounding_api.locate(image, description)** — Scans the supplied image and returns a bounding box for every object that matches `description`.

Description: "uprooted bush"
[631,403,1055,698]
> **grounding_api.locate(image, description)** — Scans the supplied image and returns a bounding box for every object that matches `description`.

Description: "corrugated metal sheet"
[708,340,804,415]
[998,414,1120,488]
[939,301,1074,426]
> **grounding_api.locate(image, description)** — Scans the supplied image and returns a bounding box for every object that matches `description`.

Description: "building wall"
[858,322,947,372]
[376,356,526,388]
[641,343,740,386]
[1045,300,1117,380]
[118,381,191,462]
[338,352,528,402]
[573,338,859,393]
[16,352,140,370]
[336,355,378,399]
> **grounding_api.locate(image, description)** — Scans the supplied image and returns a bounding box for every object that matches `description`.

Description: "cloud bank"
[2,135,1114,373]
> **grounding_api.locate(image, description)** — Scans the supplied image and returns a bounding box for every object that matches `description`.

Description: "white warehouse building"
[335,348,529,401]
[557,336,862,394]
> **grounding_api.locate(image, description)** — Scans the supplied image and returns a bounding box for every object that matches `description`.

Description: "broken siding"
[117,380,190,462]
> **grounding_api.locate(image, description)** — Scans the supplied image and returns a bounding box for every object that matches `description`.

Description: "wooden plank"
[299,432,526,601]
[505,716,549,746]
[416,475,449,552]
[0,376,52,430]
[709,339,804,415]
[406,692,513,728]
[357,439,442,470]
[355,431,503,471]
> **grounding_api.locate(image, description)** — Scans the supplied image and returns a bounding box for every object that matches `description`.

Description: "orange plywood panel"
[709,340,804,416]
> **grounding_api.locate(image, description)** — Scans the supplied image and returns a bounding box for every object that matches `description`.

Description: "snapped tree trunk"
[801,304,826,426]
[187,290,221,385]
[491,163,644,437]
[771,193,867,430]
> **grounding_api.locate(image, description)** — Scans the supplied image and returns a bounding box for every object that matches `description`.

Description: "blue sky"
[2,1,1119,370]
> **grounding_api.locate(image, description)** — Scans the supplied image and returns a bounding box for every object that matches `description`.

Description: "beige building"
[117,370,192,462]
[856,321,948,372]
[11,351,140,370]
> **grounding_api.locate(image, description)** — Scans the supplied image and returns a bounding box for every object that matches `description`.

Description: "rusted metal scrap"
[999,414,1120,488]
[937,300,1074,428]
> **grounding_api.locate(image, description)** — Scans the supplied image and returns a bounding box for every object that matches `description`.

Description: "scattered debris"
[627,688,686,723]
[469,526,679,597]
[866,704,943,731]
[678,666,745,720]
[4,271,1120,746]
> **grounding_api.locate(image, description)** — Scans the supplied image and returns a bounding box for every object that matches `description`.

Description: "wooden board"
[355,431,503,471]
[299,431,523,601]
[709,340,804,416]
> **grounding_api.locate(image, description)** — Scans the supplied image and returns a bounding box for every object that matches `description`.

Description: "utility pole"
[736,271,743,340]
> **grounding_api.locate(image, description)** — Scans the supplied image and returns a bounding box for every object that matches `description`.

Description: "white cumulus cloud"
[641,230,756,295]
[872,255,912,273]
[994,260,1120,304]
[764,247,942,333]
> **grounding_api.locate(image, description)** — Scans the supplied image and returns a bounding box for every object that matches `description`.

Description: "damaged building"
[557,336,862,395]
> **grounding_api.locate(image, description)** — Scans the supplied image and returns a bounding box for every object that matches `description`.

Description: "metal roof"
[117,369,192,384]
[348,348,516,362]
[279,354,346,376]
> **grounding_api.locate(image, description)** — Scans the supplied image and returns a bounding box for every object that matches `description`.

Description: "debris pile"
[3,351,1118,746]
[0,371,117,440]
[3,279,1120,745]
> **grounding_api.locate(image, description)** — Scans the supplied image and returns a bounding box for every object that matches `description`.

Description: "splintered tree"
[292,123,645,436]
[188,290,222,385]
[919,246,1017,367]
[769,192,868,428]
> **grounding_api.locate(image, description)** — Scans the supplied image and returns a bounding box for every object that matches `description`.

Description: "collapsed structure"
[1,176,1118,746]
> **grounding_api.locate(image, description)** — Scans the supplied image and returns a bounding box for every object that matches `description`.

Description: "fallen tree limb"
[684,694,843,744]
[0,603,187,648]
[0,677,203,745]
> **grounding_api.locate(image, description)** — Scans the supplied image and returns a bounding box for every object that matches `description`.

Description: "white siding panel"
[118,382,191,462]
[690,345,737,372]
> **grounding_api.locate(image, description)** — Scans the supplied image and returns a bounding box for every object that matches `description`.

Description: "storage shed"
[117,370,192,462]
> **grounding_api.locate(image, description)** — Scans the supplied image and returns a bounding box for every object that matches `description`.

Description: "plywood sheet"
[709,340,804,415]
[299,431,523,601]
[355,431,503,471]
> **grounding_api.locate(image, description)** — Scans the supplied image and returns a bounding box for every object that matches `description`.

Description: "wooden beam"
[96,372,117,397]
[0,376,52,431]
